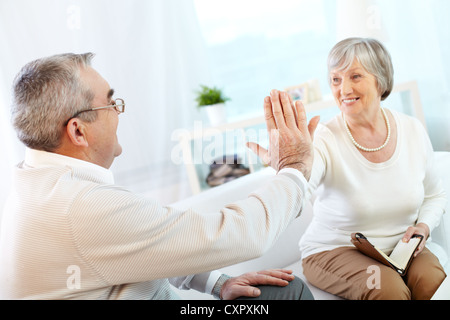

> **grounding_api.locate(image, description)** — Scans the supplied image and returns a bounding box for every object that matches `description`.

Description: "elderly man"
[0,53,319,300]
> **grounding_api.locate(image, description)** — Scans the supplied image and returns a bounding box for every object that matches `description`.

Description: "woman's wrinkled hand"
[402,223,430,257]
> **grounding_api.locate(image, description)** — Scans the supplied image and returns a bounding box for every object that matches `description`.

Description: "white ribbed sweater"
[300,110,447,259]
[0,149,306,299]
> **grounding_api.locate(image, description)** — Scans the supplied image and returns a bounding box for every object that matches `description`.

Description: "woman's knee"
[406,248,447,300]
[302,251,412,300]
[361,264,411,300]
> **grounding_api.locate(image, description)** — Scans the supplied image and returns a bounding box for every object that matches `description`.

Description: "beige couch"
[171,152,450,300]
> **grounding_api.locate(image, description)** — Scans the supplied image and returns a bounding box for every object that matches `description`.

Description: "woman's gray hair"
[11,52,96,151]
[327,37,394,101]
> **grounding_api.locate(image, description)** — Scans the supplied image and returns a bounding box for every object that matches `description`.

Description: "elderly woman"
[299,37,447,300]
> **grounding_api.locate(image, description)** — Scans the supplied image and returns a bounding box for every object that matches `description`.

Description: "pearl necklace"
[343,108,391,153]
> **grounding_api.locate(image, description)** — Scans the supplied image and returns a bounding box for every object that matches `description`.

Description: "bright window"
[193,0,450,151]
[193,0,337,121]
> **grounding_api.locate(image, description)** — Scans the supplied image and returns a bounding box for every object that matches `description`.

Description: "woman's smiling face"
[330,58,381,116]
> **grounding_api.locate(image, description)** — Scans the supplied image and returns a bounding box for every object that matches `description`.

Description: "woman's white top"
[299,110,447,259]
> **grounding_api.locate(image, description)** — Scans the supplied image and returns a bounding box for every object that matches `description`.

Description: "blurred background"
[1,0,449,212]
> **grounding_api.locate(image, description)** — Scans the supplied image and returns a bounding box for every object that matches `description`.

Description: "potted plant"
[195,85,230,126]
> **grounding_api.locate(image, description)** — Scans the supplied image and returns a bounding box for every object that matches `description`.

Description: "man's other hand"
[220,269,295,300]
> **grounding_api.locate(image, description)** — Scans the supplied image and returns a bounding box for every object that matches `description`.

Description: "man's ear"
[65,118,89,147]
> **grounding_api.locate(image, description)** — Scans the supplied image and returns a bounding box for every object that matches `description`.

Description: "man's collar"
[24,148,115,184]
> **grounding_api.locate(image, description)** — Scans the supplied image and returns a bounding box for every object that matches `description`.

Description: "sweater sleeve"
[306,124,329,200]
[169,270,222,294]
[416,125,447,232]
[168,168,307,296]
[69,172,306,286]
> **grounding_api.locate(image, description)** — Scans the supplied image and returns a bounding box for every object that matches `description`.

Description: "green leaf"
[195,85,230,107]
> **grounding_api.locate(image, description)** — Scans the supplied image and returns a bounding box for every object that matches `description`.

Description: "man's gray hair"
[11,52,96,151]
[327,37,394,101]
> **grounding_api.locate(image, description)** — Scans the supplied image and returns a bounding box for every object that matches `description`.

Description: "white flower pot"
[203,103,227,126]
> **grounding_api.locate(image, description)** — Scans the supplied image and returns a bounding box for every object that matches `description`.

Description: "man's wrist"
[212,274,231,300]
[280,164,311,181]
[278,168,307,191]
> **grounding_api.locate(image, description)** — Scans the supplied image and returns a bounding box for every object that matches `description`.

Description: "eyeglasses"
[65,98,125,125]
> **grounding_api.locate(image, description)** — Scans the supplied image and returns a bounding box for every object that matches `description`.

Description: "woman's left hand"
[402,223,430,257]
